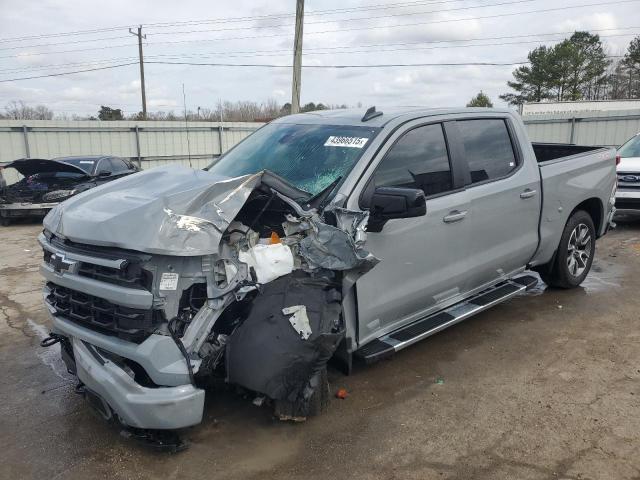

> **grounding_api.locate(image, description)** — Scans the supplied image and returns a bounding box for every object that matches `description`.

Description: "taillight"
[616,154,621,166]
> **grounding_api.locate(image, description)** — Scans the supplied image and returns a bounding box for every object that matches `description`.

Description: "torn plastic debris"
[239,243,294,284]
[226,272,343,419]
[283,305,312,340]
[335,388,349,399]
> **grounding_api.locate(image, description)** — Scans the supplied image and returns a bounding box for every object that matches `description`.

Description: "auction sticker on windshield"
[324,136,369,148]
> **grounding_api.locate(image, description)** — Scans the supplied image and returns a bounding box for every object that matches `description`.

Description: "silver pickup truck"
[39,107,616,443]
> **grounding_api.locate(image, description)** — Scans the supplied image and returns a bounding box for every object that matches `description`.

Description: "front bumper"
[615,189,640,210]
[48,310,205,430]
[0,201,58,218]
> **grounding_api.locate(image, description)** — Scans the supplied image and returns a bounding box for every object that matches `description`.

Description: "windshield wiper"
[306,176,342,210]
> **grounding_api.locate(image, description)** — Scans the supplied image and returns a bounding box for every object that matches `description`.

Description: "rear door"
[452,117,541,292]
[349,120,472,345]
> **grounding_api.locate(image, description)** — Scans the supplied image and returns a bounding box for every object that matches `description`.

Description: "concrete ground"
[1,215,639,480]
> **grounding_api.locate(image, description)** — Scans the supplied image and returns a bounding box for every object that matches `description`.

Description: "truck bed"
[532,143,603,163]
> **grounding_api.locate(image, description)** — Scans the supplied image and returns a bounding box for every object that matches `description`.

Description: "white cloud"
[0,0,638,114]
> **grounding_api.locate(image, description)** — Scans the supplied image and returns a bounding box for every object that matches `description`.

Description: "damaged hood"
[4,158,88,177]
[44,165,263,256]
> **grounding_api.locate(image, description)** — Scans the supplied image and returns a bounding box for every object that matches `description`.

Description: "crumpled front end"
[40,166,377,431]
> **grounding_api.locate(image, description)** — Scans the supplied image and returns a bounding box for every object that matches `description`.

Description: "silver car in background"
[615,133,640,210]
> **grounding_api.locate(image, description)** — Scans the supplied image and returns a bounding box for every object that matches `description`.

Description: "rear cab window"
[457,119,518,184]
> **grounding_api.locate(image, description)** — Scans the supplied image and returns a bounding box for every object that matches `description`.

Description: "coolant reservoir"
[238,243,294,284]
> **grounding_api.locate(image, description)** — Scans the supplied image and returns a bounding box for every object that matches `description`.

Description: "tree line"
[0,99,348,122]
[500,32,640,105]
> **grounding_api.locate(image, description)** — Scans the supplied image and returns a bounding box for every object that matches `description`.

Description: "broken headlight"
[42,189,76,202]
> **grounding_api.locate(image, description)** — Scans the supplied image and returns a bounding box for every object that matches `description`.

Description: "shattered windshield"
[207,123,380,195]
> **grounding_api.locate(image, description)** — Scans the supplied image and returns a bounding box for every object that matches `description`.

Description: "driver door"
[348,121,472,345]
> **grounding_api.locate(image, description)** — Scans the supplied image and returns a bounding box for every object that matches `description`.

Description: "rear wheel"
[542,210,595,289]
[0,217,10,227]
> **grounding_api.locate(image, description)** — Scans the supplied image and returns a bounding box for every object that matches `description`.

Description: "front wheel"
[542,210,595,289]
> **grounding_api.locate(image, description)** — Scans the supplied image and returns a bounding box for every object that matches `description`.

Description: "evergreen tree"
[467,91,494,107]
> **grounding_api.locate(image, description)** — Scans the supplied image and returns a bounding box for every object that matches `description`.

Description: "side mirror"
[368,186,426,232]
[97,170,112,177]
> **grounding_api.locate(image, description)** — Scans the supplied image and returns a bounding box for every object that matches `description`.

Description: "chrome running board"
[354,275,538,364]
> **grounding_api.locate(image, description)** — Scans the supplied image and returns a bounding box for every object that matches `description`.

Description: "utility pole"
[129,25,147,119]
[290,0,304,114]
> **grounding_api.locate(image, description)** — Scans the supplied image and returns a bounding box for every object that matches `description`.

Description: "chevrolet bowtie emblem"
[50,253,75,274]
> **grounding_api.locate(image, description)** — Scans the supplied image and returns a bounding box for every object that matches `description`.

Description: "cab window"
[457,119,517,184]
[371,123,453,197]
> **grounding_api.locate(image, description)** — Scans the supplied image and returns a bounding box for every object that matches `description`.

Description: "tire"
[0,217,10,227]
[544,210,596,289]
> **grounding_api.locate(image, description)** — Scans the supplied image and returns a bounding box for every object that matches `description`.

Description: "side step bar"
[354,275,538,364]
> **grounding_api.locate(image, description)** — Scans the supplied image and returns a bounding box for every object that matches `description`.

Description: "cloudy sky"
[0,0,638,117]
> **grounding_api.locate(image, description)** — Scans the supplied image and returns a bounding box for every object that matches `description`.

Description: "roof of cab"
[271,107,515,127]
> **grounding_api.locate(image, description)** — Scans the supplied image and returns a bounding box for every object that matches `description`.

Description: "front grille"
[617,172,640,189]
[46,282,161,342]
[77,262,151,290]
[44,238,152,291]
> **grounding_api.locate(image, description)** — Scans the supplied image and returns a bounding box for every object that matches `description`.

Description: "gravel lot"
[1,215,639,480]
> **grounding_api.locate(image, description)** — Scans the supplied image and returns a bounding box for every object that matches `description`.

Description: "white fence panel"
[523,110,640,147]
[0,119,262,184]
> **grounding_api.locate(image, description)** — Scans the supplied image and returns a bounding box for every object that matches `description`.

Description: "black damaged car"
[0,155,139,225]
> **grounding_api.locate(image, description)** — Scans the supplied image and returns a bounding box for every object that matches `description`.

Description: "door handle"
[443,210,468,223]
[520,189,537,199]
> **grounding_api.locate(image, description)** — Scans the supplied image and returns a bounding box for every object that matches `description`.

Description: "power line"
[140,32,639,61]
[149,60,530,68]
[0,60,530,82]
[144,0,471,29]
[0,0,531,52]
[146,0,540,36]
[0,35,131,52]
[2,27,638,75]
[0,57,139,74]
[134,0,640,48]
[0,0,479,43]
[2,0,637,59]
[0,63,138,83]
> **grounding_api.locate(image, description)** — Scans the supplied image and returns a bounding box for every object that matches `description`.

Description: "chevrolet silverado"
[38,107,617,448]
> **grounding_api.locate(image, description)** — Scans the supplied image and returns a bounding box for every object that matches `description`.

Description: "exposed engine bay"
[1,172,83,203]
[166,180,377,419]
[39,166,378,438]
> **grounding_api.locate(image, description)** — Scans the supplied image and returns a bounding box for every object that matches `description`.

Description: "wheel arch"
[531,197,602,276]
[571,197,604,237]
